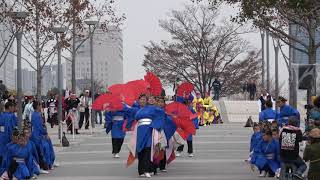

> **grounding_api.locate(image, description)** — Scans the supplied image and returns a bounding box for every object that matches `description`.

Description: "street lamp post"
[273,38,280,100]
[10,11,28,129]
[266,30,270,93]
[260,30,265,88]
[85,18,98,131]
[51,25,67,143]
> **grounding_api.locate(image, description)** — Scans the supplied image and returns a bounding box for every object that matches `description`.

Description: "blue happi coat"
[25,140,40,176]
[30,111,55,168]
[250,132,262,152]
[251,139,281,173]
[125,102,141,130]
[0,143,32,180]
[163,114,176,142]
[259,108,277,123]
[0,112,18,157]
[105,106,131,138]
[135,105,165,153]
[278,105,300,127]
[187,106,199,141]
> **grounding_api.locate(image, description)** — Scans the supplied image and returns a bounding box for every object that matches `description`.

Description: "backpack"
[62,132,70,147]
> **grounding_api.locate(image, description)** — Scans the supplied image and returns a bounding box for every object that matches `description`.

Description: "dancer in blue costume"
[22,123,40,178]
[259,101,277,123]
[30,101,55,172]
[126,94,148,130]
[251,130,281,177]
[247,123,262,163]
[176,95,199,157]
[276,96,300,127]
[1,129,33,180]
[105,104,132,158]
[157,97,176,172]
[135,95,165,178]
[0,102,17,164]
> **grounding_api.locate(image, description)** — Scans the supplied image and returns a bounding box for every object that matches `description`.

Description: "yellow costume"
[203,96,213,110]
[193,97,204,113]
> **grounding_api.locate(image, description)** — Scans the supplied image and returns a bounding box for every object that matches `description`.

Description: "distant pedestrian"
[79,90,90,130]
[212,78,221,100]
[258,89,273,112]
[247,80,257,101]
[0,80,7,99]
[94,91,102,125]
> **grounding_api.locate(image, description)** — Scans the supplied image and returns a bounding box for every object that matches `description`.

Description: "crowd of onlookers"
[247,94,320,179]
[0,87,59,179]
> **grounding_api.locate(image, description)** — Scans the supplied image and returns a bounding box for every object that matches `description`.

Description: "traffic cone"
[244,116,253,127]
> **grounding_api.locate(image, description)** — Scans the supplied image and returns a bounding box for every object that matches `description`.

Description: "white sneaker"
[160,169,167,172]
[39,169,50,174]
[144,173,151,178]
[114,153,120,158]
[259,171,266,177]
[188,153,194,157]
[176,152,181,157]
[139,174,146,177]
[53,162,60,167]
[32,175,38,179]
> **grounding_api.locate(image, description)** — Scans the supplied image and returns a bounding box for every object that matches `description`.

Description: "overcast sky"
[114,0,289,94]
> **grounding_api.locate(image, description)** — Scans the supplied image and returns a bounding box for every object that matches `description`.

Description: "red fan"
[125,80,149,99]
[92,93,123,111]
[173,117,196,140]
[108,84,136,106]
[144,72,162,96]
[177,82,194,97]
[165,102,193,119]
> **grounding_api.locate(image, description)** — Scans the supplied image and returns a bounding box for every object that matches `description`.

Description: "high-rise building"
[65,26,123,93]
[290,24,320,98]
[0,24,15,89]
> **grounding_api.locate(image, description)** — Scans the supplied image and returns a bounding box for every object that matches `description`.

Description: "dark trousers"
[177,140,193,154]
[214,90,220,100]
[138,147,153,175]
[79,108,90,129]
[159,153,167,170]
[281,157,307,175]
[262,164,275,177]
[249,91,255,100]
[112,138,124,154]
[95,110,102,124]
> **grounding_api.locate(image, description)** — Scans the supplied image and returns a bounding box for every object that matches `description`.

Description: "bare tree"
[143,4,261,96]
[206,0,320,105]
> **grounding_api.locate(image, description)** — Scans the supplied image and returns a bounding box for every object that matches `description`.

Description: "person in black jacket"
[279,117,307,179]
[247,80,257,100]
[212,78,221,100]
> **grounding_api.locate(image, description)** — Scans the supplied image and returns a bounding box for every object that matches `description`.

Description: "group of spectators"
[247,95,320,179]
[0,98,58,179]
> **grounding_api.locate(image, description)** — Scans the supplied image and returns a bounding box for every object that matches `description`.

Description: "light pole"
[260,29,265,88]
[85,18,98,130]
[10,11,28,129]
[51,25,67,143]
[272,36,280,100]
[266,30,270,93]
